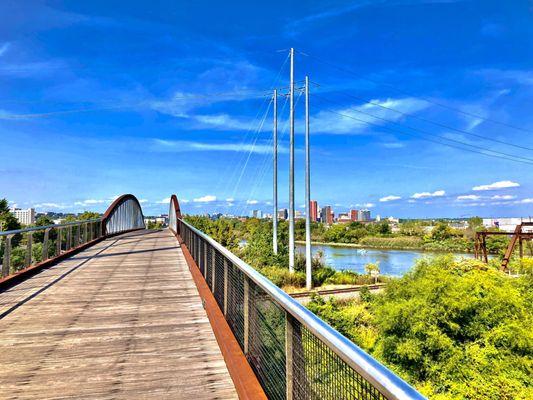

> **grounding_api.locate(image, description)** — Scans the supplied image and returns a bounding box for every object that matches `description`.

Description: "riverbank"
[296,239,473,253]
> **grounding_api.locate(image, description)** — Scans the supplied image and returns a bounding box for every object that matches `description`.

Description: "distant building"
[250,210,263,219]
[337,213,351,223]
[321,206,333,224]
[350,209,358,221]
[11,207,35,226]
[310,200,318,222]
[295,210,303,220]
[278,209,288,220]
[358,209,371,222]
[482,217,533,232]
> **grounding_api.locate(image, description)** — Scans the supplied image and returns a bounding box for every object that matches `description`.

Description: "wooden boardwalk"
[0,229,237,399]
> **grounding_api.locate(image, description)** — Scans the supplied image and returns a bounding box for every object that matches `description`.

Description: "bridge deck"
[0,229,237,399]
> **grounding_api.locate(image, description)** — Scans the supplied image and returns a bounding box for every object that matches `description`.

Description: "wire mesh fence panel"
[226,260,245,350]
[214,250,225,309]
[291,323,387,400]
[248,281,287,400]
[176,218,424,400]
[205,241,213,288]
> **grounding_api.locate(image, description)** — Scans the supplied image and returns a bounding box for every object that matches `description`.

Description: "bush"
[359,236,423,249]
[260,266,306,288]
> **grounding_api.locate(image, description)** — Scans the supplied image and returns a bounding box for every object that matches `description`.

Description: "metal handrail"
[0,218,101,237]
[179,218,425,400]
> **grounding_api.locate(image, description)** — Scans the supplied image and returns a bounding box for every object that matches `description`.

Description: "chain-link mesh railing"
[177,218,425,400]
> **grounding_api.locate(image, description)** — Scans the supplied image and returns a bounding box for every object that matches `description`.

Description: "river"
[296,243,475,277]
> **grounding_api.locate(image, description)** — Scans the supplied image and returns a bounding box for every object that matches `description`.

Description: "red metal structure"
[474,222,533,270]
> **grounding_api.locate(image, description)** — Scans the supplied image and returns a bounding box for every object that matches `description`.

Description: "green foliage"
[308,255,533,400]
[146,220,163,230]
[77,211,101,220]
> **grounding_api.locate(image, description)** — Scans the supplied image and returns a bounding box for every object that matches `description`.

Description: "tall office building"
[321,206,333,224]
[250,210,263,219]
[11,207,36,226]
[358,209,371,222]
[310,200,318,222]
[350,209,359,221]
[278,209,288,220]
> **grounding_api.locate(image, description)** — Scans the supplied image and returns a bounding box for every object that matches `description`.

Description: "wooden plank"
[0,229,237,399]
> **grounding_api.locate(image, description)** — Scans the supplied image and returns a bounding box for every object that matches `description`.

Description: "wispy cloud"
[0,42,10,57]
[411,190,445,199]
[194,195,217,203]
[379,195,402,202]
[246,199,259,205]
[311,98,429,135]
[457,195,480,201]
[472,180,520,191]
[151,139,286,154]
[491,195,515,200]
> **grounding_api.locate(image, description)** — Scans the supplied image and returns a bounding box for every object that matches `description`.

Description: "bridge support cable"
[169,195,426,400]
[0,194,145,287]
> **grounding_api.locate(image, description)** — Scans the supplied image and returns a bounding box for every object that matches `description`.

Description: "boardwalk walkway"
[0,229,237,399]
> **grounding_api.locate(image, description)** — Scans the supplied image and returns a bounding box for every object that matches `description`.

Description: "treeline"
[307,256,533,399]
[295,218,511,254]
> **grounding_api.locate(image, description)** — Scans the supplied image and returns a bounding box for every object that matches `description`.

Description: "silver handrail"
[0,219,101,237]
[179,218,425,400]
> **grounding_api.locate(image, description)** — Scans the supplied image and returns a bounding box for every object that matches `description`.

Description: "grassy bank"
[296,237,472,253]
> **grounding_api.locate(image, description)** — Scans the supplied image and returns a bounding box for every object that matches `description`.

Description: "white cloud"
[379,195,402,202]
[246,199,259,205]
[194,195,217,203]
[226,197,235,202]
[34,202,64,208]
[156,197,171,204]
[74,199,108,206]
[472,180,520,191]
[518,198,533,204]
[311,98,429,135]
[457,195,481,201]
[358,202,375,208]
[151,139,286,155]
[138,199,148,203]
[411,190,445,199]
[180,199,190,203]
[0,42,10,57]
[491,195,515,200]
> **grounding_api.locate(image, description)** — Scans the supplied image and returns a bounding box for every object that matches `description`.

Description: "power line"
[298,49,533,134]
[313,97,533,166]
[314,84,533,152]
[314,94,533,164]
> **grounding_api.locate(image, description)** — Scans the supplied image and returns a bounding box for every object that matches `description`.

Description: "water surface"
[297,243,474,277]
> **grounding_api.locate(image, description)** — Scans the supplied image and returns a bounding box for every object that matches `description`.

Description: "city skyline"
[1,1,531,218]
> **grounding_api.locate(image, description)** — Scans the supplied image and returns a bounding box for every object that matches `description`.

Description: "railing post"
[42,228,51,261]
[243,276,250,354]
[25,232,33,267]
[66,226,72,251]
[285,312,294,400]
[75,223,80,247]
[56,227,62,255]
[2,235,13,277]
[83,223,88,243]
[223,258,229,316]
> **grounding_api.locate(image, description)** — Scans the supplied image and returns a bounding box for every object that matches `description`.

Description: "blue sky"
[0,0,532,218]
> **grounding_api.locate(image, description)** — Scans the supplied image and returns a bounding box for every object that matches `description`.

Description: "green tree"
[430,222,455,241]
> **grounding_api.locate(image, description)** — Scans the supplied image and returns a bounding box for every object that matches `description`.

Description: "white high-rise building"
[11,207,36,226]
